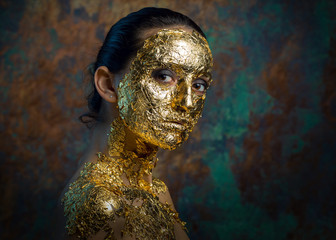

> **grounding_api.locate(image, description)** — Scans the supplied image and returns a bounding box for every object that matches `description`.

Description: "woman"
[61,7,213,240]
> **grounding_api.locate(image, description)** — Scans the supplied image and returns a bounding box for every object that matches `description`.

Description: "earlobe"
[94,66,118,103]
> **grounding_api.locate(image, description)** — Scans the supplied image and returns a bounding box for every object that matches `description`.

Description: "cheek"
[190,98,205,116]
[140,79,174,105]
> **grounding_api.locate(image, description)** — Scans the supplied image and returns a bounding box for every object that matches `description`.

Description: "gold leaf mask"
[118,29,213,150]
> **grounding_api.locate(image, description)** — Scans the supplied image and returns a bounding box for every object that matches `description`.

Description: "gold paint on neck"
[103,116,159,191]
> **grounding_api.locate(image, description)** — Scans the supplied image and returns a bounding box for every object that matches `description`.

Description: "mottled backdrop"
[1,0,336,239]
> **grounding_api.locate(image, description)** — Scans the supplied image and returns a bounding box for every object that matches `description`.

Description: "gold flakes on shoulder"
[62,117,186,239]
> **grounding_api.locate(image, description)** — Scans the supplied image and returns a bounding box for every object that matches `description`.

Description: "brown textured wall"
[1,0,336,239]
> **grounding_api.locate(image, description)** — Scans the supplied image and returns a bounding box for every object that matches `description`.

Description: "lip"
[168,118,190,125]
[170,120,185,125]
[162,121,187,130]
[161,119,190,131]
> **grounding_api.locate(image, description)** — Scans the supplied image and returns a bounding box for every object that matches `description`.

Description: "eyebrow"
[151,64,212,81]
[166,62,212,74]
[200,73,211,80]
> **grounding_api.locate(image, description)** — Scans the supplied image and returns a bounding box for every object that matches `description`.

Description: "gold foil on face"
[118,29,213,150]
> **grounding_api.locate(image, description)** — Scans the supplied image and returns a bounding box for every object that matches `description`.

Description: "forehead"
[135,29,213,74]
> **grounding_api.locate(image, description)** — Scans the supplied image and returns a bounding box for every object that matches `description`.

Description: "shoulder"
[152,178,189,239]
[152,178,176,210]
[62,162,123,239]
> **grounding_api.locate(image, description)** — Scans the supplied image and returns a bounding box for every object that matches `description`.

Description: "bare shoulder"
[152,178,175,209]
[62,165,189,240]
[62,161,125,239]
[152,178,190,240]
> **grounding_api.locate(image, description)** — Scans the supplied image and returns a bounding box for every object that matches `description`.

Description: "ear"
[94,66,118,103]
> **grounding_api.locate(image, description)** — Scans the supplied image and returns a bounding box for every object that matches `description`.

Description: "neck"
[100,117,158,190]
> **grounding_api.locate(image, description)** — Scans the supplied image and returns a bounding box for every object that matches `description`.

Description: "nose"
[172,82,193,112]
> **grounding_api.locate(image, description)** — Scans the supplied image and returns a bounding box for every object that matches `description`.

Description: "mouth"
[161,119,190,131]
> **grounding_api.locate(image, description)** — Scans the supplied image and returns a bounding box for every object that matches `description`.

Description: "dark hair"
[80,7,206,127]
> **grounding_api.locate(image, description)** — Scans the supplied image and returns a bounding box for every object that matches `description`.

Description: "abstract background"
[1,0,336,239]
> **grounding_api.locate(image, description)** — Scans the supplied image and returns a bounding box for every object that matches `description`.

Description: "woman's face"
[118,29,213,150]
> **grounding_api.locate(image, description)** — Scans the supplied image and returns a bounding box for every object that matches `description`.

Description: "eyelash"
[152,69,176,84]
[192,80,208,93]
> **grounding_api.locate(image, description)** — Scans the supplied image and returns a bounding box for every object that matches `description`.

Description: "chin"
[149,131,190,150]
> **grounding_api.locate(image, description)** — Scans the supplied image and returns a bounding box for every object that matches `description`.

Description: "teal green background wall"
[1,0,336,239]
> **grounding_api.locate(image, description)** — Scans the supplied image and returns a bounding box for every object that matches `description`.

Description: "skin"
[58,26,212,240]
